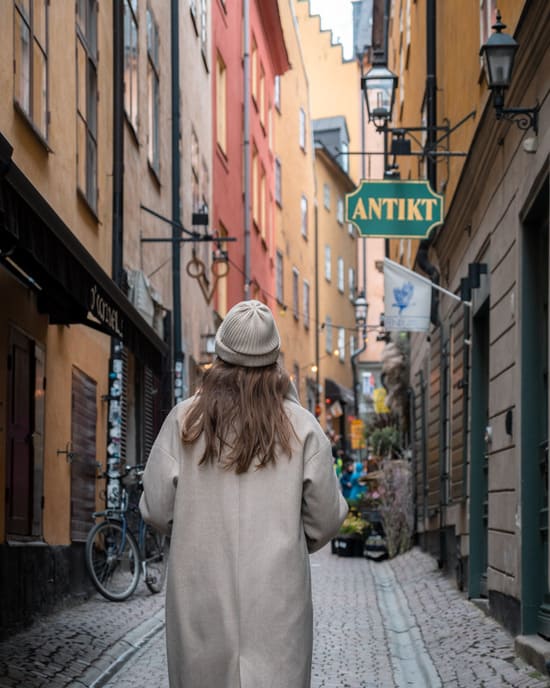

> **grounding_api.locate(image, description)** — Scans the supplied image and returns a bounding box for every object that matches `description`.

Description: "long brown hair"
[181,360,296,473]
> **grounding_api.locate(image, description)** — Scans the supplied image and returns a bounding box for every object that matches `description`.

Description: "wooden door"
[6,329,33,536]
[70,368,97,542]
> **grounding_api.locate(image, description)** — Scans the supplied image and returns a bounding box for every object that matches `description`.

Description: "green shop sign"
[345,180,444,238]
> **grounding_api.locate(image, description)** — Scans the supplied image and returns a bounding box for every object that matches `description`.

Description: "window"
[216,53,227,153]
[276,250,284,303]
[337,197,344,224]
[14,0,49,138]
[323,183,330,210]
[340,141,349,172]
[124,0,139,133]
[292,268,299,320]
[324,245,331,281]
[260,165,266,239]
[200,0,207,61]
[301,195,308,238]
[274,75,281,110]
[191,129,200,212]
[147,7,160,175]
[325,316,332,354]
[251,38,258,102]
[275,158,282,205]
[348,222,355,237]
[259,64,265,126]
[348,267,355,300]
[338,328,345,362]
[76,0,98,210]
[337,258,344,293]
[252,145,259,225]
[299,108,306,150]
[350,335,356,357]
[303,280,310,329]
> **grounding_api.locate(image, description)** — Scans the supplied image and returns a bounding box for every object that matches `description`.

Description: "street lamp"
[480,11,539,134]
[361,51,398,131]
[351,291,368,417]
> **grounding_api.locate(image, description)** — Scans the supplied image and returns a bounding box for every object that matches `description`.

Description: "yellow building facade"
[384,0,550,656]
[274,0,317,411]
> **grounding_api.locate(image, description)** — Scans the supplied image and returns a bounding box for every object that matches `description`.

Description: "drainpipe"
[417,370,428,533]
[408,385,418,539]
[314,202,320,420]
[112,1,124,286]
[171,0,184,404]
[359,52,367,291]
[243,0,251,299]
[416,0,439,325]
[106,0,125,510]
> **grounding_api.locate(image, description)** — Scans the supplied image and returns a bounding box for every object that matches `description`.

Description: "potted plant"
[334,511,369,557]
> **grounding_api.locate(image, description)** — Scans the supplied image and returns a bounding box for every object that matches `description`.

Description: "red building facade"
[212,0,289,314]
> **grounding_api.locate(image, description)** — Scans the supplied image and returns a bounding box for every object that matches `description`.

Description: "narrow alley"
[0,546,547,688]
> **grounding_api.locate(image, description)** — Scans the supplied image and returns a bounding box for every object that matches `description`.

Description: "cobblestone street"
[0,546,549,687]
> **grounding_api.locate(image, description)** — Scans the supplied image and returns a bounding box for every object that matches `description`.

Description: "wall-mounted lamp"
[480,11,539,135]
[361,51,473,159]
[361,50,398,131]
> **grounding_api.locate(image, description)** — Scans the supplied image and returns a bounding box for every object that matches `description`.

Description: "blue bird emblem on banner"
[393,282,414,313]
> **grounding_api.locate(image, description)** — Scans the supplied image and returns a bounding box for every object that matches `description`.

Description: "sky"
[308,0,355,60]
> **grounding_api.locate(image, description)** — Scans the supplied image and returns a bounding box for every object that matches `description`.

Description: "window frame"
[292,267,299,320]
[338,328,345,362]
[76,0,98,212]
[146,6,160,177]
[325,316,333,354]
[337,197,344,224]
[303,279,310,329]
[337,257,344,293]
[301,195,308,239]
[14,0,50,142]
[299,107,306,150]
[124,0,139,136]
[275,157,282,206]
[216,51,227,154]
[276,250,284,304]
[324,245,331,282]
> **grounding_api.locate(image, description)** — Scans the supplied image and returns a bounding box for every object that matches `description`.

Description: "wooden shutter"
[6,328,33,536]
[70,367,97,542]
[31,344,46,536]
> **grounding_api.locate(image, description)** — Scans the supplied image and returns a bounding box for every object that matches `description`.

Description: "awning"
[0,134,169,374]
[325,378,355,407]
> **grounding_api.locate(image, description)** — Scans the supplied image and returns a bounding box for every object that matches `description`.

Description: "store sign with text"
[345,180,444,238]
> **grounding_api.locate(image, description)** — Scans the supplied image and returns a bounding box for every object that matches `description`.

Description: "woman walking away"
[140,300,348,688]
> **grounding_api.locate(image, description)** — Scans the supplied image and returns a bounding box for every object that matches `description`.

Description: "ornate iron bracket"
[495,105,539,135]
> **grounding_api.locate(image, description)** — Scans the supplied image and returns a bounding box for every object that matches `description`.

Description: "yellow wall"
[274,0,317,405]
[386,0,523,264]
[0,2,113,544]
[315,153,356,430]
[295,0,387,369]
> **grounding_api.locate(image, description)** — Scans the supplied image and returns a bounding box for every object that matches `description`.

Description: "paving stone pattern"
[0,582,164,688]
[1,546,549,687]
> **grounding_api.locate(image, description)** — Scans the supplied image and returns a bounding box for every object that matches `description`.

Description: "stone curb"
[66,608,165,688]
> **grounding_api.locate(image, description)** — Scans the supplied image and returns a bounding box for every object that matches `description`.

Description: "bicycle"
[84,463,169,602]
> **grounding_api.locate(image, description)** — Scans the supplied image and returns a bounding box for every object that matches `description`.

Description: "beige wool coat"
[140,386,348,688]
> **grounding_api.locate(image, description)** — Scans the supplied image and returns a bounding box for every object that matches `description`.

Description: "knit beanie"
[215,300,281,367]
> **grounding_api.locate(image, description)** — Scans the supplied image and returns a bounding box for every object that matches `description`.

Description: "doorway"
[520,175,549,636]
[469,300,490,598]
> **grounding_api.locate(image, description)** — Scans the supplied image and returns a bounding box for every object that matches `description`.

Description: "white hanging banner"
[383,258,432,332]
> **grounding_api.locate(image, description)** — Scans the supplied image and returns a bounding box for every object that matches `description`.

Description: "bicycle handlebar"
[95,463,145,480]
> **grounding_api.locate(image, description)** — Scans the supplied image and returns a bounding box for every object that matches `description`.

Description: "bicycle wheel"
[143,525,169,593]
[85,520,141,601]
